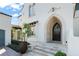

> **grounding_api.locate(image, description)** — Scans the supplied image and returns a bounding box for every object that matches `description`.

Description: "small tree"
[22,23,32,41]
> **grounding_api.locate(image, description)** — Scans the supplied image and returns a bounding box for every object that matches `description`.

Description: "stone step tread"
[35,45,67,53]
[32,49,54,56]
[35,45,59,51]
[34,46,59,51]
[34,46,59,52]
[23,52,43,56]
[33,47,57,55]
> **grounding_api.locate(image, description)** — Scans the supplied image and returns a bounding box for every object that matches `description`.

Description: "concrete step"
[31,45,60,56]
[23,52,43,56]
[35,45,59,51]
[32,49,54,56]
[34,47,57,54]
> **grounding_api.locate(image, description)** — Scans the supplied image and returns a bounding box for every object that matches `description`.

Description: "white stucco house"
[0,12,11,47]
[19,3,79,56]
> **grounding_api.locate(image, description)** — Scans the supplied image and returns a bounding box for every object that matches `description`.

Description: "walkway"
[0,36,67,56]
[0,47,20,56]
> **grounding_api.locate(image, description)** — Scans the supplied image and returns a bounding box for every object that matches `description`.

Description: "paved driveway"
[0,47,20,56]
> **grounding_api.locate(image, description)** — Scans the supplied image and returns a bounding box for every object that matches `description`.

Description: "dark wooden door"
[53,23,61,41]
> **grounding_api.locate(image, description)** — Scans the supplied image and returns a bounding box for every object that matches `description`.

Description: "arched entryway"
[53,23,61,41]
[47,16,62,43]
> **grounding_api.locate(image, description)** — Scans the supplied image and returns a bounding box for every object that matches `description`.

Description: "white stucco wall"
[67,4,79,56]
[69,15,79,56]
[23,3,73,44]
[21,3,79,55]
[0,14,11,46]
[19,3,29,27]
[21,3,73,43]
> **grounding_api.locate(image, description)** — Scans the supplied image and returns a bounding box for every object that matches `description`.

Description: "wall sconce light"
[48,7,61,13]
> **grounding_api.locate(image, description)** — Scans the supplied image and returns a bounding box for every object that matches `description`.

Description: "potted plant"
[19,23,32,54]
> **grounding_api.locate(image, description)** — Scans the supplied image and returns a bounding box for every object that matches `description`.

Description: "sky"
[0,3,24,25]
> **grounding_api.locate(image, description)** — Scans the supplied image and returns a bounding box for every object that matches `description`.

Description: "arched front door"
[53,23,61,41]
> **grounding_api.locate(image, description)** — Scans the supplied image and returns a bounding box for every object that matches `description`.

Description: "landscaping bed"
[8,40,30,54]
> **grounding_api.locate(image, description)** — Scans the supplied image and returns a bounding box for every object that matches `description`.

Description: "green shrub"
[8,44,20,52]
[11,40,30,45]
[54,51,66,56]
[11,40,20,45]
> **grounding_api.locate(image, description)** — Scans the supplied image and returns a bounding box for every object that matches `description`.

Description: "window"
[75,3,79,10]
[74,3,79,17]
[29,3,35,17]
